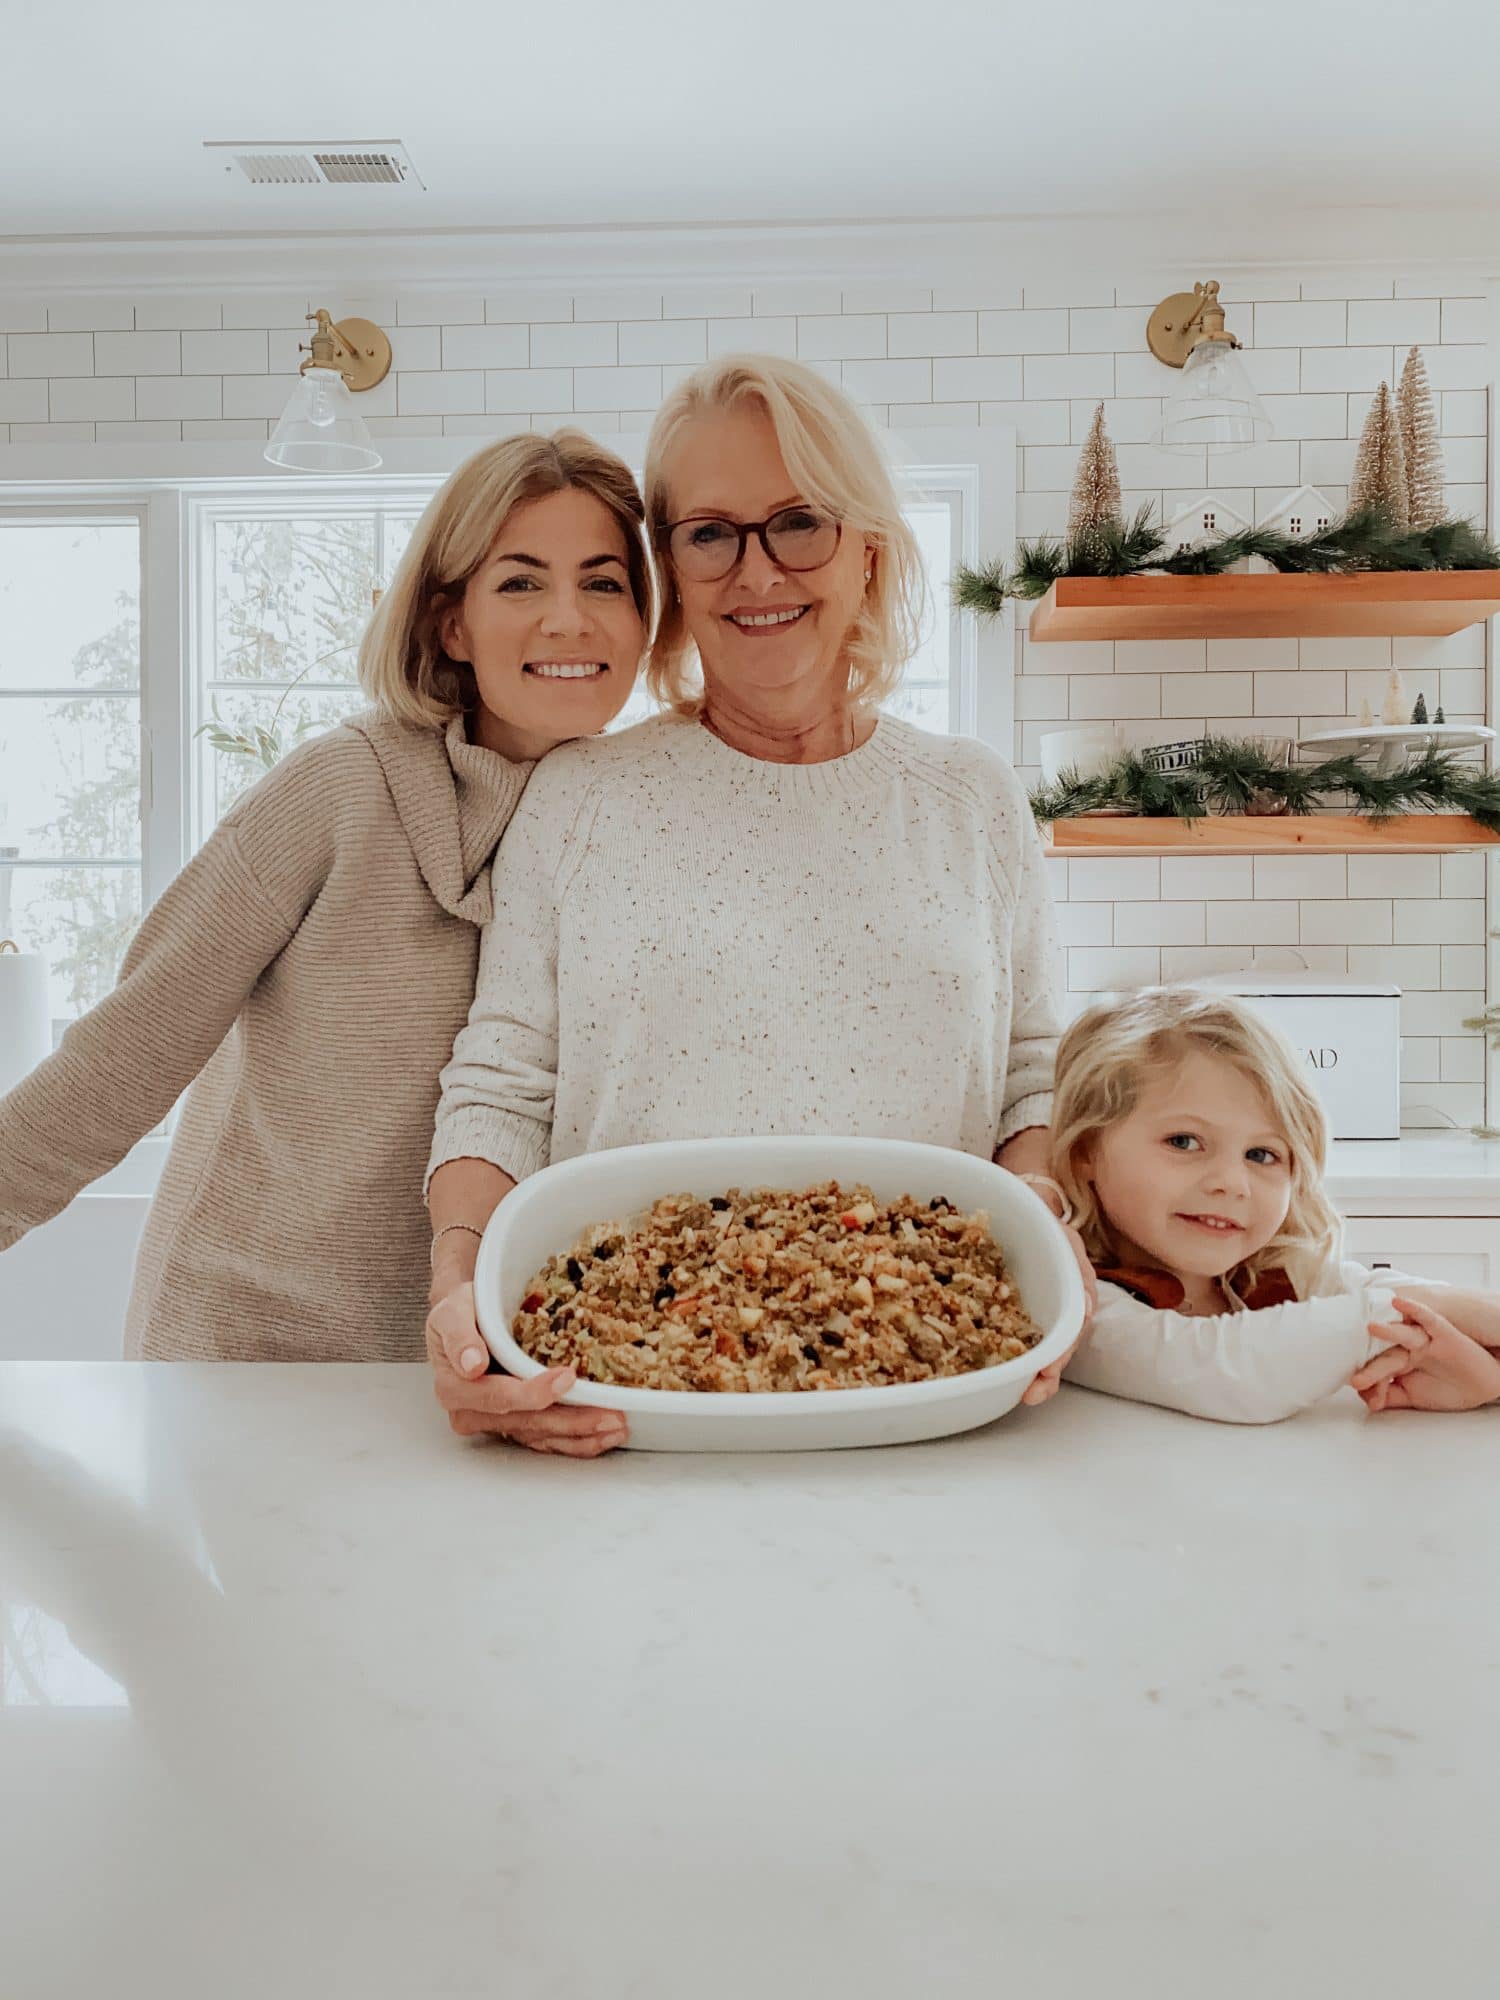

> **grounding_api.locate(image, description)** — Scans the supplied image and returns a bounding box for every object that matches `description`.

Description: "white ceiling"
[6,0,1500,281]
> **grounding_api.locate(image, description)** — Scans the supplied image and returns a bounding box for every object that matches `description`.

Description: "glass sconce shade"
[1156,339,1271,452]
[265,367,381,471]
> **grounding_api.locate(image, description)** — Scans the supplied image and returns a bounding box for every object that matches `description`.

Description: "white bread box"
[1191,971,1401,1141]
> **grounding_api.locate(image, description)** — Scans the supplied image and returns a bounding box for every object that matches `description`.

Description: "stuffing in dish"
[511,1180,1040,1392]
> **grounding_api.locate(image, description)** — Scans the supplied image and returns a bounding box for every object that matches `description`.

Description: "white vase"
[1039,725,1122,786]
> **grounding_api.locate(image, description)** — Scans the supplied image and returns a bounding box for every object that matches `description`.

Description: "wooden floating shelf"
[1028,571,1500,642]
[1044,814,1500,856]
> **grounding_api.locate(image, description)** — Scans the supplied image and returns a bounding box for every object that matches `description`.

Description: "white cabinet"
[1341,1217,1499,1289]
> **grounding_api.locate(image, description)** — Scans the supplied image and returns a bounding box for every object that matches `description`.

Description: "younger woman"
[1048,987,1500,1422]
[0,431,651,1364]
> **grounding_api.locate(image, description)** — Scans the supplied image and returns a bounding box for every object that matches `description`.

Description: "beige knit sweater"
[0,711,530,1361]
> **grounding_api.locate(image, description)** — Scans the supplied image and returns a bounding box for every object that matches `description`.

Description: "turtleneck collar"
[347,709,534,924]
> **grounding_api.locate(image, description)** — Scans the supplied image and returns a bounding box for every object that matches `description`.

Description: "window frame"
[3,427,1017,907]
[0,426,1020,1183]
[0,496,149,881]
[185,481,438,853]
[899,425,1019,754]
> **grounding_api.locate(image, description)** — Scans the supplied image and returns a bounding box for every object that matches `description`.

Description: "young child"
[1046,986,1500,1423]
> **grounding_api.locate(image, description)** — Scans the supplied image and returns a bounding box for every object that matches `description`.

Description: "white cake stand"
[1298,723,1496,774]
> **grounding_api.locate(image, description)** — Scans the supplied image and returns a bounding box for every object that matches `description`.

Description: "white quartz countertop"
[1,1363,1497,1999]
[1327,1131,1500,1205]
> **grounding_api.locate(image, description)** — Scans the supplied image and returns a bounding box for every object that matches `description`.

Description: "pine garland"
[1028,737,1500,834]
[953,505,1500,617]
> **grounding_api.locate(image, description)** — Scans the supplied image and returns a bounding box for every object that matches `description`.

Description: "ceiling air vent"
[204,141,424,189]
[313,151,411,185]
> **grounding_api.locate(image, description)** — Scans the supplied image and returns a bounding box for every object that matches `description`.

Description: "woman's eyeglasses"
[661,505,842,582]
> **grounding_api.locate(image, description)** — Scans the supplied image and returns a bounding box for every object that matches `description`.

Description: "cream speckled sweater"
[431,712,1059,1185]
[0,712,530,1361]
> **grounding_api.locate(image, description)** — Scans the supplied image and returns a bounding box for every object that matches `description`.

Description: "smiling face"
[439,486,645,761]
[660,404,874,715]
[1084,1049,1295,1290]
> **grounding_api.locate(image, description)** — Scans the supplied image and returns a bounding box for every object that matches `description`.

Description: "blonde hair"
[358,430,655,730]
[642,354,926,715]
[1051,986,1342,1297]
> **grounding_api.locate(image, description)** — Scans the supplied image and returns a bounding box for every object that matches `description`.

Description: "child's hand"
[1351,1296,1500,1413]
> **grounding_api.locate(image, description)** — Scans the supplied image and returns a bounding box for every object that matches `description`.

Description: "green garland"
[955,505,1500,617]
[1029,737,1500,834]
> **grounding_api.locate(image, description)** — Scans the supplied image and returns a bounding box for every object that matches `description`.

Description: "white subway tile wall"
[0,275,1492,1114]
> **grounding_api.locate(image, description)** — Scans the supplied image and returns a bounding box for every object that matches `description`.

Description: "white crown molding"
[0,440,483,486]
[3,207,1500,296]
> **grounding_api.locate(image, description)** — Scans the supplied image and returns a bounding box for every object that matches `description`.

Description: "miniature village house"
[1162,493,1253,553]
[1257,484,1337,540]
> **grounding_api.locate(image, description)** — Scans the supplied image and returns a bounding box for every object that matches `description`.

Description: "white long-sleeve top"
[1063,1259,1427,1424]
[429,711,1060,1186]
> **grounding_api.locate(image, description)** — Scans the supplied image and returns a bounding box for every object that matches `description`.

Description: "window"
[887,496,965,734]
[0,426,1013,1059]
[0,512,144,1040]
[192,493,426,839]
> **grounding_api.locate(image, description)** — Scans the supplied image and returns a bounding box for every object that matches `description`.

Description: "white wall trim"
[0,441,501,485]
[4,211,1500,296]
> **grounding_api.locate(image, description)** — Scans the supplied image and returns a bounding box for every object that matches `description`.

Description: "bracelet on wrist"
[429,1221,484,1269]
[1015,1173,1074,1227]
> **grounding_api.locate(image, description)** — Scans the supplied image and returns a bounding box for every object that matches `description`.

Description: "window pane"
[381,514,423,585]
[213,517,375,686]
[606,675,660,734]
[203,687,367,828]
[0,519,140,692]
[0,695,141,860]
[5,865,142,1036]
[883,681,951,733]
[897,501,955,728]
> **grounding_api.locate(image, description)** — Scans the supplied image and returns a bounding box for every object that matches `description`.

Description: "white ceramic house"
[1162,493,1254,553]
[1257,484,1336,540]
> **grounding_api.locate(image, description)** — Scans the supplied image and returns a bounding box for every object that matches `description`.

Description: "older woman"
[426,355,1079,1453]
[0,431,650,1360]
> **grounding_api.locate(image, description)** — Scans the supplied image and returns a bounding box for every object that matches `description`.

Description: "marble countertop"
[1,1363,1497,1999]
[1327,1131,1500,1207]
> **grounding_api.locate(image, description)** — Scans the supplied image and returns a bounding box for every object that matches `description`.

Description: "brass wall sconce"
[265,308,393,472]
[1148,278,1271,453]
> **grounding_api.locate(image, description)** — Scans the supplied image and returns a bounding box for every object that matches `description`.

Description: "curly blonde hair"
[1050,986,1342,1297]
[642,354,926,715]
[358,429,655,730]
